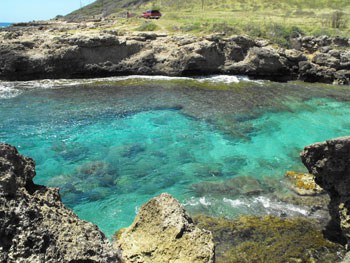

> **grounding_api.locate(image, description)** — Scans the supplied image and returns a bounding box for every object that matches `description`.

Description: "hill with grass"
[66,0,151,19]
[66,0,349,45]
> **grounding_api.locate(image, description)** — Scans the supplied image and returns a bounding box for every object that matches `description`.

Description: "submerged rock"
[0,144,118,262]
[194,214,345,262]
[301,136,350,246]
[285,170,324,196]
[191,175,265,197]
[114,193,215,263]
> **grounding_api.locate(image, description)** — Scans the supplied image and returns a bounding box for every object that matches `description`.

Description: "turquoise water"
[1,76,350,237]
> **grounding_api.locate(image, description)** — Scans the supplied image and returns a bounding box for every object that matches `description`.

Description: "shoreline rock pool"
[1,75,350,239]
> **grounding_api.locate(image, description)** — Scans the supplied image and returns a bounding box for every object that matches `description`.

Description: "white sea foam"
[199,196,212,206]
[0,74,260,99]
[0,84,22,99]
[216,196,309,217]
[183,197,199,207]
[183,196,212,207]
[253,196,309,216]
[97,74,257,84]
[103,75,194,82]
[197,75,242,84]
[223,197,245,207]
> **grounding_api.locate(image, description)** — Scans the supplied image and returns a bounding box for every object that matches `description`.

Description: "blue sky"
[0,0,95,22]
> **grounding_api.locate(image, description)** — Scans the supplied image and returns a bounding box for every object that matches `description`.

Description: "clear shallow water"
[1,76,350,237]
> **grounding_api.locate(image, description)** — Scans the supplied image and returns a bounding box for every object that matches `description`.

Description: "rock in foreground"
[301,136,350,246]
[115,193,215,263]
[0,143,118,262]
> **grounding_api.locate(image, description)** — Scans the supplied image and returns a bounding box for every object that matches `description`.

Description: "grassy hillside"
[67,0,349,45]
[66,0,151,19]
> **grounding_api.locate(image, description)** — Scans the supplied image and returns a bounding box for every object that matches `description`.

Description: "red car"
[141,10,162,19]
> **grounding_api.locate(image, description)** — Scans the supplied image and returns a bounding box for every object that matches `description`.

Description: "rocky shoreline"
[1,19,350,262]
[0,21,349,84]
[2,137,350,262]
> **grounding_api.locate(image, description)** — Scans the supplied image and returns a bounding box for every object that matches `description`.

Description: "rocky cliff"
[0,143,215,262]
[301,137,350,247]
[0,143,118,262]
[0,21,349,84]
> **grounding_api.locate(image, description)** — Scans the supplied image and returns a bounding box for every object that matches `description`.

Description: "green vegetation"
[136,21,158,31]
[67,0,349,45]
[194,215,345,262]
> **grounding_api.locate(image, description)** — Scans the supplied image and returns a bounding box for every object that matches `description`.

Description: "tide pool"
[1,76,349,237]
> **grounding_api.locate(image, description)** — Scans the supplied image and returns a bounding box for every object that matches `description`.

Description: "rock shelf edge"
[0,22,349,84]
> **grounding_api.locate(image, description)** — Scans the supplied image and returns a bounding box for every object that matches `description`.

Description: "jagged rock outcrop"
[0,21,349,84]
[291,35,350,84]
[225,46,301,81]
[0,143,118,262]
[301,137,350,246]
[115,193,215,263]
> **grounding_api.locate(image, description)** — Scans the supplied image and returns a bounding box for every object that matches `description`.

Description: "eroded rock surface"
[301,136,350,246]
[285,170,324,196]
[0,143,118,262]
[0,21,349,84]
[115,193,215,263]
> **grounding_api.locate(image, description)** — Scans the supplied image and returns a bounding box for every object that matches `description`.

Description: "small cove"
[1,76,350,238]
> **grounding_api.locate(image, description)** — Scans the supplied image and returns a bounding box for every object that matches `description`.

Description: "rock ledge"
[115,193,215,263]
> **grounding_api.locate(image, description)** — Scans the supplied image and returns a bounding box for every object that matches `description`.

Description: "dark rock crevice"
[0,143,119,262]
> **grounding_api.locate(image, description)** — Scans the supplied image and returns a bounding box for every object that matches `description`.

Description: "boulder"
[225,46,292,80]
[285,171,324,196]
[340,51,350,70]
[0,144,118,262]
[298,61,336,83]
[301,137,350,246]
[334,70,350,85]
[115,193,215,263]
[312,52,340,69]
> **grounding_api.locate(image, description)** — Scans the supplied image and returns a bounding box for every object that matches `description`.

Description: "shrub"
[266,24,304,47]
[180,22,202,32]
[136,22,159,31]
[331,11,346,29]
[209,22,239,35]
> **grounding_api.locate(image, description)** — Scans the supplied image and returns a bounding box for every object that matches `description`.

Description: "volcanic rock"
[0,143,118,262]
[114,193,215,263]
[301,136,350,246]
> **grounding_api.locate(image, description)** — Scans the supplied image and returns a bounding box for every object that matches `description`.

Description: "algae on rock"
[194,215,345,263]
[285,170,325,196]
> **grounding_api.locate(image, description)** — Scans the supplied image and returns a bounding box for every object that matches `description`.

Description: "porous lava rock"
[1,22,349,84]
[114,193,215,263]
[0,143,118,262]
[301,136,350,246]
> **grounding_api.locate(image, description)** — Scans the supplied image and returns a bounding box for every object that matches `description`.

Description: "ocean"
[0,22,13,28]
